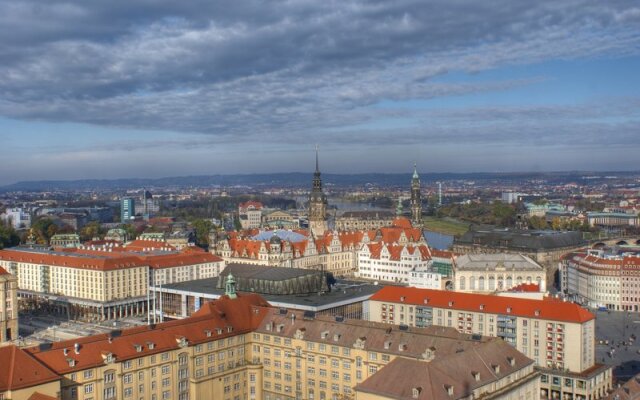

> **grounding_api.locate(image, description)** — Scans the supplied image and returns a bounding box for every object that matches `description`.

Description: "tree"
[192,219,214,247]
[528,216,548,230]
[0,224,20,249]
[491,201,516,227]
[80,221,103,241]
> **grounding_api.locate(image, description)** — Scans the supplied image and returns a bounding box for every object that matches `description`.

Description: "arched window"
[488,276,496,291]
[536,276,542,287]
[478,276,485,291]
[526,276,532,284]
[506,276,513,288]
[459,276,466,290]
[516,276,523,284]
[469,276,476,290]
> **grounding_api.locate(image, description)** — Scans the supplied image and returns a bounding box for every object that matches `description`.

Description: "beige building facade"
[366,286,612,400]
[0,266,18,344]
[1,293,541,400]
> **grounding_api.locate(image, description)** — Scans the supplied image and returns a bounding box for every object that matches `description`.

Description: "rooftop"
[455,253,543,271]
[370,286,594,324]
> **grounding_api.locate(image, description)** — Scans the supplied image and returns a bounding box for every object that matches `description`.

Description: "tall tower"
[308,145,328,237]
[410,163,422,226]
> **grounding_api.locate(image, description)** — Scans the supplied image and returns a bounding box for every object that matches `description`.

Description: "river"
[423,230,454,250]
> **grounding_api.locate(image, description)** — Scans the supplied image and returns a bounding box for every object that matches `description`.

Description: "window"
[85,384,94,394]
[84,370,94,379]
[124,387,133,398]
[104,387,116,399]
[124,373,133,384]
[162,365,170,375]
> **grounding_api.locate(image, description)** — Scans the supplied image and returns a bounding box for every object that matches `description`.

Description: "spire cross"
[315,144,319,172]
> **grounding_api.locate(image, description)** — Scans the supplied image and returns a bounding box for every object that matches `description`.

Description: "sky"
[1,0,640,185]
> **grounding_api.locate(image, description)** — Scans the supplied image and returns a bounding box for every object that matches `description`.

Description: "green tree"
[491,201,516,226]
[192,219,214,247]
[528,216,548,230]
[80,221,103,241]
[0,224,20,249]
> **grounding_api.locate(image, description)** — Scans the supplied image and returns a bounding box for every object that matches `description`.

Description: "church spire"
[412,162,419,181]
[315,144,319,173]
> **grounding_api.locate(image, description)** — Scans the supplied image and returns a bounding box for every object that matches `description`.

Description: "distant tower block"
[308,145,328,237]
[410,163,422,226]
[438,182,442,207]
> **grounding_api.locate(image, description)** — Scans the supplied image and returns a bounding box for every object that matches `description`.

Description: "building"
[408,266,443,289]
[0,207,31,229]
[0,247,224,321]
[453,253,547,293]
[0,267,18,344]
[603,372,640,400]
[121,197,136,222]
[410,164,422,226]
[239,201,264,229]
[335,211,395,231]
[308,147,328,237]
[357,242,431,284]
[587,212,639,230]
[151,263,381,320]
[560,250,640,311]
[502,192,522,204]
[50,233,81,248]
[0,290,542,400]
[262,210,297,229]
[453,229,587,287]
[136,190,160,219]
[366,286,612,400]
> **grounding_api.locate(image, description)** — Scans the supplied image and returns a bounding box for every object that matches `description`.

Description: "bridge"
[589,236,640,248]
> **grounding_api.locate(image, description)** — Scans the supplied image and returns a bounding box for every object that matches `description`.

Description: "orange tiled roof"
[26,294,271,375]
[0,266,9,275]
[0,249,148,271]
[0,346,59,392]
[125,240,176,252]
[141,252,223,269]
[370,286,594,323]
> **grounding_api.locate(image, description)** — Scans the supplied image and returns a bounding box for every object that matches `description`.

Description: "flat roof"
[156,278,383,312]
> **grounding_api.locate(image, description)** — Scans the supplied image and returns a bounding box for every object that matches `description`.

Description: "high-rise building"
[121,197,135,222]
[410,164,422,226]
[308,146,328,237]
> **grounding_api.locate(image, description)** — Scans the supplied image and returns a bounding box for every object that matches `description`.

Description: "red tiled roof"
[0,346,59,391]
[508,283,540,293]
[26,294,271,375]
[0,266,9,275]
[0,249,147,271]
[125,240,176,252]
[370,286,594,323]
[238,201,263,210]
[391,217,413,229]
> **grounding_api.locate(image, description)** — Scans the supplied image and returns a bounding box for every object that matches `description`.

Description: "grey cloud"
[0,0,639,144]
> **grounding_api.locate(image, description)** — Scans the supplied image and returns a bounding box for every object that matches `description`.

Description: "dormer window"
[400,296,406,302]
[506,307,512,313]
[492,364,500,374]
[480,304,485,310]
[67,358,76,367]
[534,310,540,316]
[147,342,155,350]
[321,331,329,339]
[205,330,212,337]
[216,328,223,335]
[277,324,284,333]
[227,326,233,333]
[134,344,143,353]
[444,385,454,396]
[412,387,422,398]
[448,301,453,307]
[384,340,391,350]
[472,371,480,381]
[333,334,341,342]
[507,357,515,366]
[176,337,188,348]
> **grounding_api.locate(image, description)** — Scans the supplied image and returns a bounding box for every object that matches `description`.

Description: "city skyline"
[1,1,640,185]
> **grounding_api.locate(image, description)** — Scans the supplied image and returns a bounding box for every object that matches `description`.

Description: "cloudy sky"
[1,1,639,184]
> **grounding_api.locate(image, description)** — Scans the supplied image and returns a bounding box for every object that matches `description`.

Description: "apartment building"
[561,251,640,312]
[0,248,224,320]
[366,286,612,400]
[0,266,18,344]
[0,290,541,400]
